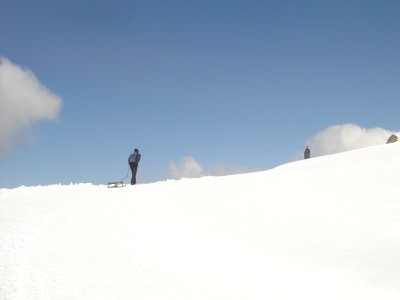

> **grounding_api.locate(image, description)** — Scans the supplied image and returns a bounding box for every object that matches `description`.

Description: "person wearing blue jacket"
[128,148,141,185]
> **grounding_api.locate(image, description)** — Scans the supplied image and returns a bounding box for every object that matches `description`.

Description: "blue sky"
[1,0,399,188]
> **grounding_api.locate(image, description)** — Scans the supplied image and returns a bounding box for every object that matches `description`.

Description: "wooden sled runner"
[107,181,126,188]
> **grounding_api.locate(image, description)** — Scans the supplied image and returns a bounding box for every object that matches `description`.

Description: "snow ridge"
[1,143,400,299]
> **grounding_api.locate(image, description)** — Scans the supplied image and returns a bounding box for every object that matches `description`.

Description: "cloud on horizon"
[306,123,395,157]
[0,57,62,156]
[169,156,204,180]
[168,156,252,180]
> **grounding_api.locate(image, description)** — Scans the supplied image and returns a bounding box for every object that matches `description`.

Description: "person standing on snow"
[304,146,310,159]
[128,148,141,185]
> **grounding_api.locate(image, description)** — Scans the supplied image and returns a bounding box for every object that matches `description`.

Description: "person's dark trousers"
[129,163,138,185]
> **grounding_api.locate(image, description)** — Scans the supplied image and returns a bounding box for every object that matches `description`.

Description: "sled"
[107,168,130,188]
[107,181,126,188]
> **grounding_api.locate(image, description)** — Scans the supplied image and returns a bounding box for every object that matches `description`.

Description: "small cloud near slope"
[305,123,396,157]
[169,156,251,180]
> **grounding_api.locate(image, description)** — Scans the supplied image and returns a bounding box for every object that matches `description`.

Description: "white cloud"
[169,156,204,179]
[0,57,62,156]
[207,162,252,177]
[306,123,395,157]
[168,156,252,180]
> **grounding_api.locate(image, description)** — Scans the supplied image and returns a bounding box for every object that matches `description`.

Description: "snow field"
[1,143,400,299]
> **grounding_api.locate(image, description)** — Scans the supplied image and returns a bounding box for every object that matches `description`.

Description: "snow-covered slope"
[1,143,400,299]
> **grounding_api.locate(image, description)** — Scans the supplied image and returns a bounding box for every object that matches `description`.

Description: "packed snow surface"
[1,143,400,299]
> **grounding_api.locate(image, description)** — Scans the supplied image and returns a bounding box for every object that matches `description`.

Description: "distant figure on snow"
[304,146,310,159]
[386,134,399,144]
[128,148,141,185]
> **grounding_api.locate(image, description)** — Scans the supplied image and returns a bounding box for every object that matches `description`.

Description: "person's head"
[134,148,139,153]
